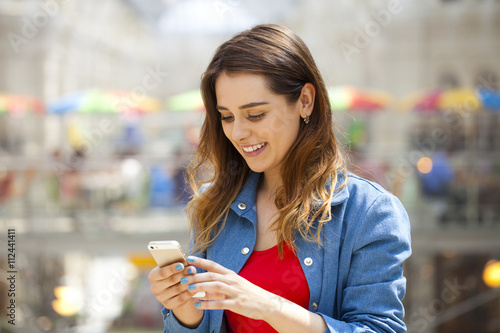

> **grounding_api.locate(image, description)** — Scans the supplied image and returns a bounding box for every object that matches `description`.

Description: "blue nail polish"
[188,268,195,275]
[187,256,195,263]
[194,302,201,308]
[176,264,183,271]
[188,284,195,291]
[180,277,188,284]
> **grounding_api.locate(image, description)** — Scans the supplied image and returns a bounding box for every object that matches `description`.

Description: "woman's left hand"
[184,256,284,321]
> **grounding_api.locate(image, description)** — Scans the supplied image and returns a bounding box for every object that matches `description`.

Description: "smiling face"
[215,72,305,178]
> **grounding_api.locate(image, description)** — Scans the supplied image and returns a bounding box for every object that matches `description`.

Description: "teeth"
[242,143,265,152]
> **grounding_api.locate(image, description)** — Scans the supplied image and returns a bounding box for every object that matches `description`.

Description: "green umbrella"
[79,90,120,113]
[166,90,204,112]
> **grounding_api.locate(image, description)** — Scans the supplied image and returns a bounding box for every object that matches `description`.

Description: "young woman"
[149,24,411,333]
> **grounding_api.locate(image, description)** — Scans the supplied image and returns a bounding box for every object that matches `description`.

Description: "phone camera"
[150,246,154,249]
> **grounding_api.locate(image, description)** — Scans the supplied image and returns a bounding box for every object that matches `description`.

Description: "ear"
[299,83,315,117]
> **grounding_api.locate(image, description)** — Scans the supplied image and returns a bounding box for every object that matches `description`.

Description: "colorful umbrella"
[402,87,499,113]
[413,89,442,112]
[478,88,500,111]
[0,94,44,116]
[165,90,205,112]
[439,89,480,112]
[48,90,162,114]
[328,86,392,112]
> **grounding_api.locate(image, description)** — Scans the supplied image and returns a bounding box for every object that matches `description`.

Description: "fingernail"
[187,256,195,263]
[180,277,188,284]
[176,264,183,271]
[188,284,195,291]
[188,268,195,275]
[194,302,201,308]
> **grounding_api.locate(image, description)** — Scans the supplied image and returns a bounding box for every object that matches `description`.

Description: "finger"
[191,290,225,301]
[185,266,197,276]
[150,272,186,295]
[148,262,186,281]
[188,281,237,299]
[194,299,236,311]
[157,287,197,309]
[149,265,196,295]
[187,256,234,275]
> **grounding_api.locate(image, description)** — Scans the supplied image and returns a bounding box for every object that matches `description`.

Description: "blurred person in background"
[149,24,411,333]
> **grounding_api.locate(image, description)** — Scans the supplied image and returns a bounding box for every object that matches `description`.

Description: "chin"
[245,163,267,173]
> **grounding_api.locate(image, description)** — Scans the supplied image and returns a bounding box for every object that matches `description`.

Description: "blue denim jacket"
[162,171,412,332]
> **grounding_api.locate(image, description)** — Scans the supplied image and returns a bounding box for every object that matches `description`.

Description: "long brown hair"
[187,24,346,256]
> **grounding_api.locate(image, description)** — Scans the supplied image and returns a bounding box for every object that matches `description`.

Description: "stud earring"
[303,115,310,124]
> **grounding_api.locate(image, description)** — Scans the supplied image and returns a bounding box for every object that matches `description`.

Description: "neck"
[260,168,282,196]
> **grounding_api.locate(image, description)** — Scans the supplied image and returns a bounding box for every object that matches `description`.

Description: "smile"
[242,142,267,152]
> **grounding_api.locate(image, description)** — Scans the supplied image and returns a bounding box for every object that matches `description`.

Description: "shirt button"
[312,302,319,310]
[304,257,313,266]
[238,202,247,210]
[241,247,250,255]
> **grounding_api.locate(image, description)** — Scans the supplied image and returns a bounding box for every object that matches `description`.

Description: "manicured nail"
[188,268,195,275]
[188,284,195,291]
[194,302,201,308]
[187,256,195,263]
[175,264,183,271]
[180,277,188,284]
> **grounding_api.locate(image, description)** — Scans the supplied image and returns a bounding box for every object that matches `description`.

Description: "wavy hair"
[187,24,346,256]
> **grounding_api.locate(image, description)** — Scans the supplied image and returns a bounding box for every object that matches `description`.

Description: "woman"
[149,24,411,333]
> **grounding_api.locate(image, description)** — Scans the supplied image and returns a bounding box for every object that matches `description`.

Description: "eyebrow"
[216,101,270,111]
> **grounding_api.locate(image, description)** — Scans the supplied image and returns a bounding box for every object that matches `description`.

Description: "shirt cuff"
[317,312,373,333]
[162,307,209,332]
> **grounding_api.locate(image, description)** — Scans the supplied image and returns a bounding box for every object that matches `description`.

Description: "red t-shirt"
[225,243,310,333]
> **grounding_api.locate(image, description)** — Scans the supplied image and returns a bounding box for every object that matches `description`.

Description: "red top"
[225,243,310,333]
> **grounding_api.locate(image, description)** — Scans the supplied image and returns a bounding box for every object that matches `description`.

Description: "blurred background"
[0,0,499,332]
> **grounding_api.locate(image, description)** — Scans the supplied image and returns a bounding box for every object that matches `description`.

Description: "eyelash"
[220,113,265,122]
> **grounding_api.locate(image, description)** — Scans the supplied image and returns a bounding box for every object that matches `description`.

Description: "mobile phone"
[148,240,205,298]
[148,240,188,267]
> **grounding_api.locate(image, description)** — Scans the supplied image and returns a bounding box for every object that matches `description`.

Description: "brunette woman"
[149,24,411,333]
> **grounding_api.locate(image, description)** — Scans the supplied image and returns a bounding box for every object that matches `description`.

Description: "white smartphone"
[148,240,205,298]
[148,240,188,267]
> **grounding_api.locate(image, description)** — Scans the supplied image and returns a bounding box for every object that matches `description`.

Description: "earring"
[303,115,310,124]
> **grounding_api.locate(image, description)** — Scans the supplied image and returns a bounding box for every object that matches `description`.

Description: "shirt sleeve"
[162,307,210,332]
[320,192,412,333]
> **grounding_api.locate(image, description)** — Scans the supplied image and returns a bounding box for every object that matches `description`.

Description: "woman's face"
[215,72,303,176]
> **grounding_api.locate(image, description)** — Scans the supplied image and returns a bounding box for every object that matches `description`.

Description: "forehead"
[215,72,276,106]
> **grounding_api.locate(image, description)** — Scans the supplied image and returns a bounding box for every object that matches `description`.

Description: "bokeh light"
[51,286,83,317]
[483,260,500,288]
[417,156,433,174]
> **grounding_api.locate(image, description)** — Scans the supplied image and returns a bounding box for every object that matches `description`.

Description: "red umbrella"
[328,86,392,113]
[413,89,442,112]
[0,94,44,117]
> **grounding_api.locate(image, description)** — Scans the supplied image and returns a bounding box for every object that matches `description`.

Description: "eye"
[220,115,234,122]
[248,113,265,121]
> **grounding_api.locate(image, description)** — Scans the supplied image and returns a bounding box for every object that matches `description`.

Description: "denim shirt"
[162,171,412,333]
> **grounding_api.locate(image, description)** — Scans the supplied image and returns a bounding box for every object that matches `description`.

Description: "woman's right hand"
[148,262,204,328]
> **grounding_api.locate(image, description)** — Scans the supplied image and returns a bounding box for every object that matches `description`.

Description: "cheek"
[261,113,296,138]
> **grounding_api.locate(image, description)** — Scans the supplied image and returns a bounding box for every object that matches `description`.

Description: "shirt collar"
[230,171,261,217]
[326,170,350,205]
[230,170,349,217]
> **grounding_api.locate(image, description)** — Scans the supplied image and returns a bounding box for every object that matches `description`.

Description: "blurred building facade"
[0,0,499,332]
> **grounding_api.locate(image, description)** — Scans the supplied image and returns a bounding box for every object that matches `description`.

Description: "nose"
[230,118,251,143]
